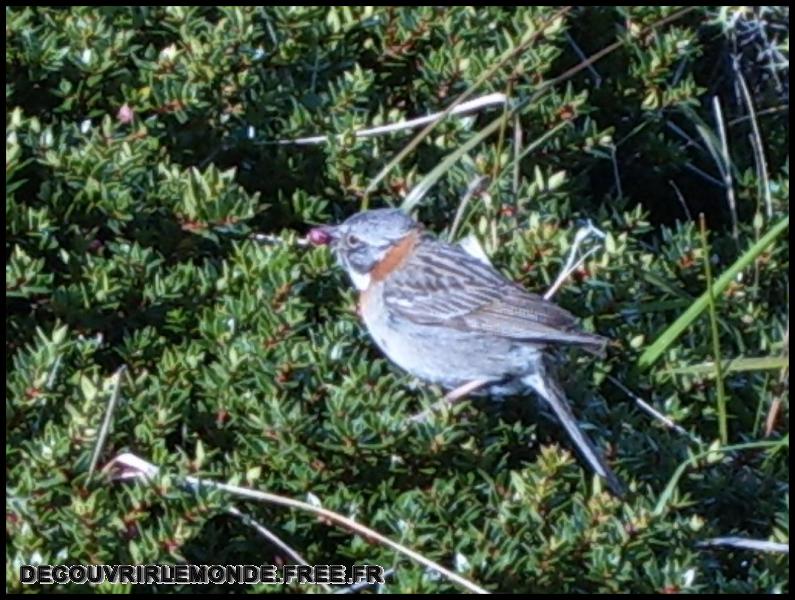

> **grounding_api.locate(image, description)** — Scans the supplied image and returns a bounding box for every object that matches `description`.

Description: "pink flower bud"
[117,103,134,124]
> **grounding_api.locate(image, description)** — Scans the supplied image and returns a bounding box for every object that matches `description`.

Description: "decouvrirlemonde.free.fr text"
[20,564,385,585]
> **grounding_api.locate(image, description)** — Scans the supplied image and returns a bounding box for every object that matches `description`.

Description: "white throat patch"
[348,270,372,291]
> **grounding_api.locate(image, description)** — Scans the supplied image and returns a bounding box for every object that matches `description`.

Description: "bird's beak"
[307,225,339,246]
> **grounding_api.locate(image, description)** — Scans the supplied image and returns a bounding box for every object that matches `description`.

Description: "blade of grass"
[619,298,694,315]
[765,322,789,437]
[512,113,522,195]
[371,7,698,206]
[487,80,514,248]
[699,214,728,444]
[641,270,695,300]
[426,119,571,242]
[400,115,506,213]
[638,216,789,369]
[365,7,572,202]
[667,356,789,376]
[653,437,788,516]
[711,97,739,242]
[448,175,489,241]
[734,59,773,220]
[492,120,572,193]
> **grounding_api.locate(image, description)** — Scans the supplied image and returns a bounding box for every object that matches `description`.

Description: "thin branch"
[271,93,507,146]
[697,537,789,554]
[606,375,701,443]
[564,32,602,86]
[103,453,490,595]
[668,180,693,221]
[364,7,573,197]
[226,506,312,567]
[544,222,606,301]
[87,366,127,484]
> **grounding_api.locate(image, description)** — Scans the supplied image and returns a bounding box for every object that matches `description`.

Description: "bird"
[308,208,624,496]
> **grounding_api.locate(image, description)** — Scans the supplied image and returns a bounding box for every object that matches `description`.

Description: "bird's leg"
[408,379,491,424]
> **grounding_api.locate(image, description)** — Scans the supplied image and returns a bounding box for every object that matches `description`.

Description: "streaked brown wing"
[383,238,604,348]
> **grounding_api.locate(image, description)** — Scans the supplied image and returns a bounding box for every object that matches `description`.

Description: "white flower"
[455,552,471,572]
[159,44,178,62]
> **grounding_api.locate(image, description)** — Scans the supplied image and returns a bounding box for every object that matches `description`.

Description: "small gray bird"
[310,208,624,496]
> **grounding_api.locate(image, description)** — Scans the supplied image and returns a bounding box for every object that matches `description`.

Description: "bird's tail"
[522,370,625,497]
[571,331,610,358]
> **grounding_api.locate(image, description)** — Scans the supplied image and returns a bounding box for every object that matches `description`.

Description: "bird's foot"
[408,379,491,424]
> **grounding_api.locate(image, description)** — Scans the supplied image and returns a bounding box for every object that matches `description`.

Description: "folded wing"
[383,238,606,351]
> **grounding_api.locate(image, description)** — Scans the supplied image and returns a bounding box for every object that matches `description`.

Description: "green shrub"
[6,6,788,593]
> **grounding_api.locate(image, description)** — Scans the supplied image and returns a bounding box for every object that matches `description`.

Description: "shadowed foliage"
[6,6,788,593]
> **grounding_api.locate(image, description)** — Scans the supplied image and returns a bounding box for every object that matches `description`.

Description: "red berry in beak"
[308,227,333,246]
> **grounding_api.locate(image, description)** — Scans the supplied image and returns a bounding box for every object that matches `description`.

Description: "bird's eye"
[346,234,362,247]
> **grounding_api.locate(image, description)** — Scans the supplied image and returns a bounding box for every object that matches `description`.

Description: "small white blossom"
[159,44,178,62]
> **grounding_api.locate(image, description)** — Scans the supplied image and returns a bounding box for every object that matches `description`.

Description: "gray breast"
[360,283,541,389]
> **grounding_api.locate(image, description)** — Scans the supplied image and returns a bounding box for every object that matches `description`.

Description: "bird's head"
[309,208,421,290]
